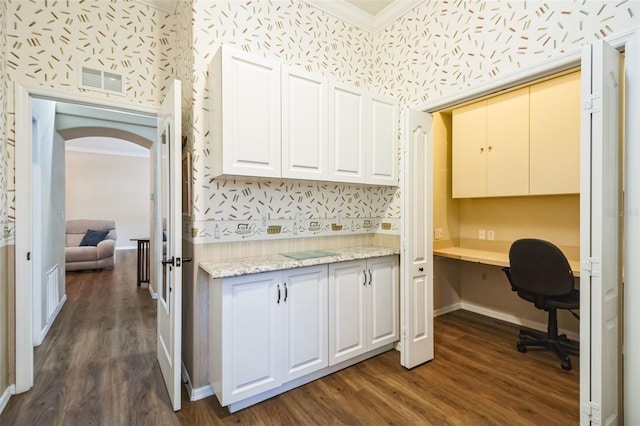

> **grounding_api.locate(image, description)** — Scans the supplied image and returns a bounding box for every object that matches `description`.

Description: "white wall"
[65,148,150,249]
[32,98,66,344]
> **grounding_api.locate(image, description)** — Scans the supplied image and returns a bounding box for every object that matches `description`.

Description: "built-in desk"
[433,241,581,277]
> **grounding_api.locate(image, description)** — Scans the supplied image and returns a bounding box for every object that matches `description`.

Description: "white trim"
[34,295,67,347]
[14,82,159,395]
[416,27,638,113]
[65,145,150,159]
[0,385,15,415]
[301,0,424,33]
[433,302,461,317]
[460,303,580,342]
[181,361,214,401]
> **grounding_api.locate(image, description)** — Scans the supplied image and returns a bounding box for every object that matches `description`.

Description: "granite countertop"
[199,246,400,279]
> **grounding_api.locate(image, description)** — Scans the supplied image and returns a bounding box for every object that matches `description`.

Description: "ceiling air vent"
[78,65,125,96]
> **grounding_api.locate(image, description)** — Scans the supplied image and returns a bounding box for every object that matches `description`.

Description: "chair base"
[517,328,579,370]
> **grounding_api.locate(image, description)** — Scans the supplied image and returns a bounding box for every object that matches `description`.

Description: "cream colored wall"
[65,150,150,249]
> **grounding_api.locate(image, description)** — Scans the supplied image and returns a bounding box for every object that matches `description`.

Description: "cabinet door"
[328,260,367,366]
[221,48,281,178]
[486,87,530,196]
[282,66,329,180]
[366,256,399,350]
[452,100,487,198]
[281,265,328,382]
[221,272,282,405]
[529,71,581,195]
[328,81,366,183]
[367,94,399,186]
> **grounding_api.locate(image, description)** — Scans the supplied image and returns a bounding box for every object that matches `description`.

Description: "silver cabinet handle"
[277,284,281,304]
[284,282,288,302]
[368,269,372,286]
[363,270,367,286]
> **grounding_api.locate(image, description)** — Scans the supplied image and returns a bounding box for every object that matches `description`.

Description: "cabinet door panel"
[486,87,530,196]
[222,272,281,405]
[329,82,366,183]
[367,256,399,349]
[452,100,487,198]
[222,49,281,177]
[368,94,398,185]
[530,71,581,195]
[328,260,367,366]
[282,265,328,382]
[282,67,328,180]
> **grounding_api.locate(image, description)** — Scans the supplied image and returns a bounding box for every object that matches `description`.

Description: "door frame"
[414,27,638,422]
[14,83,158,393]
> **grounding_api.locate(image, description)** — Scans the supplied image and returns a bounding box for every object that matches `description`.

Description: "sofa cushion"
[80,229,109,246]
[66,246,98,263]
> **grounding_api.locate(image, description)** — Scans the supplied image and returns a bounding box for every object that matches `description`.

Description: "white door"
[367,256,399,350]
[222,272,282,405]
[367,94,398,185]
[221,47,281,178]
[282,66,328,180]
[401,108,434,368]
[157,80,183,411]
[282,265,328,381]
[328,260,367,366]
[624,30,640,425]
[580,40,621,425]
[328,81,366,183]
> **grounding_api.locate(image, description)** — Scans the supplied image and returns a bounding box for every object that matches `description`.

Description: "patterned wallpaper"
[371,0,639,105]
[0,0,10,247]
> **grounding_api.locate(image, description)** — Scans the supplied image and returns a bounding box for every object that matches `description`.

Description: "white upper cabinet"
[367,94,399,186]
[328,81,367,183]
[208,45,398,186]
[209,46,282,178]
[282,66,329,180]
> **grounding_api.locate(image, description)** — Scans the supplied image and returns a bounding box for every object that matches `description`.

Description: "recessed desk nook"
[431,69,581,340]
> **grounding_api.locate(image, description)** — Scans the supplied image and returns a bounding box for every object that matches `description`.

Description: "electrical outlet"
[478,229,486,240]
[434,228,443,240]
[487,230,495,241]
[261,213,269,227]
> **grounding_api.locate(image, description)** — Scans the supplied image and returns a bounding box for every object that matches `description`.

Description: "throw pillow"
[80,229,109,247]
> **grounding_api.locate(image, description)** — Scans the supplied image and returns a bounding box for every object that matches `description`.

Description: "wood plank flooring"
[1,250,579,425]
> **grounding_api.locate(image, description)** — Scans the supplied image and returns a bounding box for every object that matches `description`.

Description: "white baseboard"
[434,302,461,317]
[460,302,580,341]
[0,385,15,415]
[181,361,214,401]
[35,294,68,347]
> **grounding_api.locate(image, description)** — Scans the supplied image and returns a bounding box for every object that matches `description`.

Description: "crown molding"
[304,0,424,33]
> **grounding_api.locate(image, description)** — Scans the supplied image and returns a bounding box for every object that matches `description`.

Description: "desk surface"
[433,245,581,277]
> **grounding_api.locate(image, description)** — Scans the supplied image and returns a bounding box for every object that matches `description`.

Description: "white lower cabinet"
[328,256,399,366]
[213,265,328,406]
[209,255,399,410]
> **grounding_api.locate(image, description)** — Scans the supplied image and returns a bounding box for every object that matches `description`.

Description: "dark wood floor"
[1,250,579,425]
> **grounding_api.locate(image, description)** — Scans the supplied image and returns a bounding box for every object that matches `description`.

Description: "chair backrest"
[508,238,574,296]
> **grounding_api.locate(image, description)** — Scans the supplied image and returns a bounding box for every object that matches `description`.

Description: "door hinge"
[584,93,601,114]
[582,401,600,423]
[582,257,600,277]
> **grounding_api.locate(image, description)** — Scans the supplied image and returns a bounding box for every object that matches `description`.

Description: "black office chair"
[502,238,579,370]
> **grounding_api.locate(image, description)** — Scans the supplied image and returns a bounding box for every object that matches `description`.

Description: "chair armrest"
[502,267,517,291]
[96,239,116,259]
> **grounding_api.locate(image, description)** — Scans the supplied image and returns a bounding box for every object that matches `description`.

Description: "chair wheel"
[561,359,572,371]
[517,342,527,353]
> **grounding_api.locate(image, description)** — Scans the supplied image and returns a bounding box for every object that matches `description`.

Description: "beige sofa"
[65,219,117,271]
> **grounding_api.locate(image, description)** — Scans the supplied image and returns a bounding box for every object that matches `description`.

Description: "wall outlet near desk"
[478,229,486,240]
[487,230,495,241]
[434,228,443,240]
